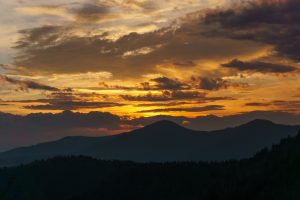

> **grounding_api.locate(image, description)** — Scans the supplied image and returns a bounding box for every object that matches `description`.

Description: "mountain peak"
[149,120,180,126]
[250,119,275,124]
[140,120,188,132]
[241,119,277,127]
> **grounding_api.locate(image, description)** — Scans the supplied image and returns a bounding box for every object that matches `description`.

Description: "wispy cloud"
[222,59,298,73]
[136,105,225,113]
[0,75,59,91]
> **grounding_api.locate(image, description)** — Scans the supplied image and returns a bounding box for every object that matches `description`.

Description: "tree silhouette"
[0,130,300,200]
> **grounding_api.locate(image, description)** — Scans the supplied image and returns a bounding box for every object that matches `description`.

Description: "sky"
[0,0,300,119]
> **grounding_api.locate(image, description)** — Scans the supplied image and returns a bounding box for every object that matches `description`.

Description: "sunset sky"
[0,0,299,119]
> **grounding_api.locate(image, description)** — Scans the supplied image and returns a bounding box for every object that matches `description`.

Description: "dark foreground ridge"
[1,130,300,200]
[0,119,299,167]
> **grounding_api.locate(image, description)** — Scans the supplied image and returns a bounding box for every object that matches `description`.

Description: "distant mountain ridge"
[0,119,299,167]
[1,128,300,200]
[1,110,300,152]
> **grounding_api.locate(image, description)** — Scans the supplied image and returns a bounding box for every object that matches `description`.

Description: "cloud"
[245,102,271,107]
[17,89,123,111]
[121,90,206,101]
[0,110,123,151]
[16,6,71,18]
[203,0,300,61]
[136,105,224,113]
[0,75,59,91]
[74,3,113,23]
[136,101,189,107]
[15,25,68,49]
[15,2,115,23]
[24,101,123,110]
[272,100,300,111]
[95,76,244,98]
[97,76,189,91]
[245,100,300,111]
[2,0,299,118]
[221,59,298,73]
[194,77,248,91]
[143,76,189,90]
[0,110,122,130]
[172,60,196,67]
[94,75,244,99]
[122,0,159,12]
[0,100,8,106]
[12,13,267,78]
[196,77,230,90]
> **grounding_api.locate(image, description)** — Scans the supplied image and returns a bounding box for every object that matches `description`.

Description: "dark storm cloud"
[0,75,59,91]
[221,59,298,73]
[136,105,224,113]
[203,0,300,61]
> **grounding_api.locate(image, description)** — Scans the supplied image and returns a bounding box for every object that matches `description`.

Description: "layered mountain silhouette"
[0,119,299,167]
[1,129,300,200]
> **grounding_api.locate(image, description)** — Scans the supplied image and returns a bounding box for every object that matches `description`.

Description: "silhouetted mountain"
[1,110,300,152]
[1,130,300,200]
[141,120,189,131]
[0,119,299,167]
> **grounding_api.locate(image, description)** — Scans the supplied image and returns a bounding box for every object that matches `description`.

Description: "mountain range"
[0,119,299,167]
[1,127,300,200]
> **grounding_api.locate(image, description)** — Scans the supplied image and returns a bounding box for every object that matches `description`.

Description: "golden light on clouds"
[15,6,72,19]
[0,0,299,119]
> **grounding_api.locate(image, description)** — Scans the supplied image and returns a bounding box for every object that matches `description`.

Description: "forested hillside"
[0,130,300,200]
